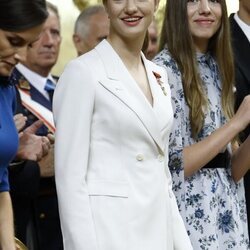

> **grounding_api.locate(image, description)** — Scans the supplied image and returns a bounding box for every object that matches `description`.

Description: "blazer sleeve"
[53,59,98,250]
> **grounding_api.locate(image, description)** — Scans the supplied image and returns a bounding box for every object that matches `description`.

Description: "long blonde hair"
[159,0,235,138]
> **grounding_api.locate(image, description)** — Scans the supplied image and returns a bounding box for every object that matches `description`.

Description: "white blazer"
[53,40,193,250]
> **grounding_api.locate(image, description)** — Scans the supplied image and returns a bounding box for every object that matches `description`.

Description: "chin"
[0,67,13,77]
[40,60,56,67]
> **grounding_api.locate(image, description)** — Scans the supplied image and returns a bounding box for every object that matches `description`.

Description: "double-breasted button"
[136,154,144,161]
[157,154,164,162]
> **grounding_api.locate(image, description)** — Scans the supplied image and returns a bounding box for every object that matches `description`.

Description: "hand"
[16,120,51,161]
[38,146,54,177]
[47,133,55,144]
[13,114,27,132]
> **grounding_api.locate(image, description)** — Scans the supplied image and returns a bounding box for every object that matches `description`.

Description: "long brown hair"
[159,0,235,139]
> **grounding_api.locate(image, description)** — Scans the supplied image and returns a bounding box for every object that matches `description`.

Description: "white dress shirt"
[16,63,56,101]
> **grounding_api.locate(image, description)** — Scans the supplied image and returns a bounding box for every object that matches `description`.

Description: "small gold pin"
[19,78,30,90]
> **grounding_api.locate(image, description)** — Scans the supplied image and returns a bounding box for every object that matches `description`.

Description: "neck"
[23,63,51,78]
[193,38,208,54]
[238,6,250,25]
[107,35,145,71]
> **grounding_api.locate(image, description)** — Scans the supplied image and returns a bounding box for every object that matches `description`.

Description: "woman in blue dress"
[0,1,48,249]
[154,0,250,249]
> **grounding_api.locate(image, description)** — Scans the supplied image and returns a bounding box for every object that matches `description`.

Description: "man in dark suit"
[229,0,250,237]
[9,2,63,249]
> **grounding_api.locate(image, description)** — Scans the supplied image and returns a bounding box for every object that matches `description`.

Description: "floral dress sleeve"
[154,49,186,215]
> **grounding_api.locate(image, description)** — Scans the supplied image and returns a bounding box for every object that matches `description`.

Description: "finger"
[24,120,44,134]
[42,136,50,145]
[36,151,43,162]
[14,114,27,132]
[14,113,24,121]
[47,133,55,144]
[42,138,50,156]
[18,132,24,139]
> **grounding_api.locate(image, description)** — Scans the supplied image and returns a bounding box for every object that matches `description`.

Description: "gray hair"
[74,5,106,38]
[46,1,60,19]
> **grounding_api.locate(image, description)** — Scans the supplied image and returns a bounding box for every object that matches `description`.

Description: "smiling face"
[104,0,158,43]
[0,24,43,77]
[187,0,222,53]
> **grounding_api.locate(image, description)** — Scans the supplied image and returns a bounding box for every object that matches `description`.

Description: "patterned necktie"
[44,79,55,101]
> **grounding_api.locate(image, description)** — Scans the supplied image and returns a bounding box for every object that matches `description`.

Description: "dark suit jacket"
[230,13,250,237]
[230,14,250,141]
[9,68,63,250]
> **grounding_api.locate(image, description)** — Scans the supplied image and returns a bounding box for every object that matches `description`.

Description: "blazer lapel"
[95,40,165,153]
[142,54,170,132]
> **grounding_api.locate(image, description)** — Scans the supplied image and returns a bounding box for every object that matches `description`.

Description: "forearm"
[184,121,240,177]
[231,135,250,182]
[0,192,15,250]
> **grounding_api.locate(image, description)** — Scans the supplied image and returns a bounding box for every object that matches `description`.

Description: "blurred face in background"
[0,24,43,76]
[145,20,158,60]
[81,12,109,55]
[23,9,61,76]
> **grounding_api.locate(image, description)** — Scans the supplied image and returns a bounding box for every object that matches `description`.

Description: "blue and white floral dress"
[154,48,249,250]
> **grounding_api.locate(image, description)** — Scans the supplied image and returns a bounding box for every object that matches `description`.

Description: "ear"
[72,34,81,45]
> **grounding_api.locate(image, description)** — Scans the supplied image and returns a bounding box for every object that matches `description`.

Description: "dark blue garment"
[0,83,19,192]
[9,69,63,249]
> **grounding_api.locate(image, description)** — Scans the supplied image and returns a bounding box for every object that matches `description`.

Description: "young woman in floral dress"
[154,0,250,249]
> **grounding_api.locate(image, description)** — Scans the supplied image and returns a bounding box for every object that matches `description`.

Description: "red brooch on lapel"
[153,71,167,96]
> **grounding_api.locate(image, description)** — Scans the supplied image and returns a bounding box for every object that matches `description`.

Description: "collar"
[234,13,250,43]
[16,63,55,100]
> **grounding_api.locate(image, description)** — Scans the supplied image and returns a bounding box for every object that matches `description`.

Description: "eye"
[7,36,25,47]
[50,29,60,38]
[187,0,199,3]
[209,0,220,2]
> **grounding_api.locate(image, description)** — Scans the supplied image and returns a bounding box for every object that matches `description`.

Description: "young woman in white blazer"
[53,0,193,249]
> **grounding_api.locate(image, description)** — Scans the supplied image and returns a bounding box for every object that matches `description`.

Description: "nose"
[198,0,211,15]
[125,0,138,14]
[14,46,27,62]
[42,31,54,46]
